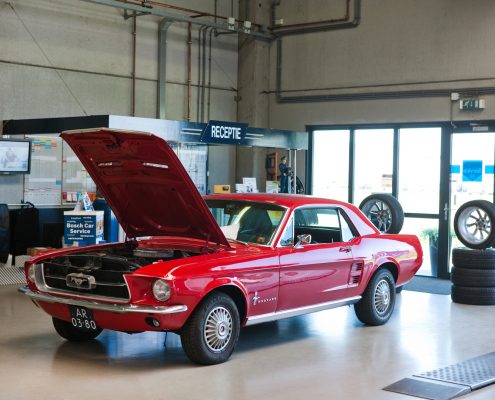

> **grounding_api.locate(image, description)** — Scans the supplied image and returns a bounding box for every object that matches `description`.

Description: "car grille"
[41,260,130,301]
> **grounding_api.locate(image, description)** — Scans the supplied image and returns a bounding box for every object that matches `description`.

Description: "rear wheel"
[52,317,102,341]
[180,292,240,365]
[355,269,396,325]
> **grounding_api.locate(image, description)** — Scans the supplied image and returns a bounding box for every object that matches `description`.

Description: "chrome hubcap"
[374,279,391,315]
[204,307,233,352]
[363,200,392,233]
[458,206,492,245]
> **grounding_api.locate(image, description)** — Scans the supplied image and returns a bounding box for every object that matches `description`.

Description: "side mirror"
[294,234,311,248]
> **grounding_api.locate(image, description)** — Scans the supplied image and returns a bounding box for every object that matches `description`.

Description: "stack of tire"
[452,200,495,305]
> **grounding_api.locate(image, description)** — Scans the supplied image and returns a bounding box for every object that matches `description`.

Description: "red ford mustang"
[20,128,423,364]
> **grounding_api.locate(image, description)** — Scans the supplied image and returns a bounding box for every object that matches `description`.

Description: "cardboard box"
[214,184,231,194]
[26,247,53,256]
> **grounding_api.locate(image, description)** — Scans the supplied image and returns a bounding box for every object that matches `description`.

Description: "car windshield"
[206,199,286,246]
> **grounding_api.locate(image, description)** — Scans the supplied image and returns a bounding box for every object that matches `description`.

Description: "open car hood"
[61,128,230,247]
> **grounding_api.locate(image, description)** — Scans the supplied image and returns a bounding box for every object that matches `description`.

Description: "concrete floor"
[1,285,494,400]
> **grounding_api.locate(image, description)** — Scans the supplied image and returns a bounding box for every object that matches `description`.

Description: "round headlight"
[27,264,36,283]
[152,279,171,302]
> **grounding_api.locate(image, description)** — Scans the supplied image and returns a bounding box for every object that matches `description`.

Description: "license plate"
[68,305,98,331]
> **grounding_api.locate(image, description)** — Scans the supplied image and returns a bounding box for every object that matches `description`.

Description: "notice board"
[23,135,62,205]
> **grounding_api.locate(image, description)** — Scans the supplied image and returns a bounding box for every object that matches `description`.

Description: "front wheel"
[354,269,396,326]
[52,317,102,341]
[180,293,240,365]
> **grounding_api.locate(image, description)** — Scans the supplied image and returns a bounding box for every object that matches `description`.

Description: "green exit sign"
[460,99,485,110]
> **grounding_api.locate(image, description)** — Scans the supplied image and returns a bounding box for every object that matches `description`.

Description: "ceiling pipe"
[201,26,208,122]
[158,19,173,119]
[197,26,207,122]
[273,0,359,37]
[186,22,192,121]
[81,0,273,39]
[207,27,213,121]
[131,13,137,116]
[275,0,362,103]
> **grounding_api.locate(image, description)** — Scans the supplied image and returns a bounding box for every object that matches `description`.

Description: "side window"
[279,217,294,246]
[339,210,355,242]
[293,207,357,244]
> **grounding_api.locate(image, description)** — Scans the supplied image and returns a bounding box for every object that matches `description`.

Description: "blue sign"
[485,165,494,174]
[200,120,248,144]
[462,160,483,182]
[64,212,104,246]
[450,165,461,174]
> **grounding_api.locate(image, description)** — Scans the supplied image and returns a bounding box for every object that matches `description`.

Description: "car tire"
[359,194,404,234]
[454,200,495,250]
[451,247,495,270]
[451,285,495,305]
[180,292,240,365]
[354,269,396,326]
[52,317,103,341]
[451,267,495,287]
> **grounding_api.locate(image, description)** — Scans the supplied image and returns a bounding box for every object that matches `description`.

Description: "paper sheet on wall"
[62,142,96,204]
[177,144,207,194]
[23,135,62,205]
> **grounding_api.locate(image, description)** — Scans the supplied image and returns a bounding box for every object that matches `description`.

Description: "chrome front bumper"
[18,286,188,315]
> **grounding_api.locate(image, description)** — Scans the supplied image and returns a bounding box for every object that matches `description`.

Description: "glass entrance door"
[449,132,495,267]
[397,127,442,277]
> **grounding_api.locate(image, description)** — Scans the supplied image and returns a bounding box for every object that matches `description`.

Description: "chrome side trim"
[18,286,188,315]
[245,296,361,326]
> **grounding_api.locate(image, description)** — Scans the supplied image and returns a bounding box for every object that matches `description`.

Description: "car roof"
[203,193,351,209]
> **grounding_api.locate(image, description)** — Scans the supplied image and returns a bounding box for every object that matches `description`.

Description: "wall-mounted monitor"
[0,138,31,174]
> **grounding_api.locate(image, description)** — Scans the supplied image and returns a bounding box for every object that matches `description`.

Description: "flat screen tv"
[0,138,31,174]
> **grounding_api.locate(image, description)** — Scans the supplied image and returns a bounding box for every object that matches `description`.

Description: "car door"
[277,206,358,311]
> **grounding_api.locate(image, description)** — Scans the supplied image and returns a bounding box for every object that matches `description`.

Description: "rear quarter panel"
[347,234,423,297]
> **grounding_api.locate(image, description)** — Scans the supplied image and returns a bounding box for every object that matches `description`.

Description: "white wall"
[0,0,238,121]
[269,0,495,130]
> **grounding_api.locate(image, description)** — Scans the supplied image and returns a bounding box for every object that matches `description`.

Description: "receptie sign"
[200,120,248,144]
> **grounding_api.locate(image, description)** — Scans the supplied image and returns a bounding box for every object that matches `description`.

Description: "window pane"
[354,129,394,206]
[401,217,438,277]
[398,128,441,213]
[313,130,350,201]
[339,211,355,242]
[280,217,294,247]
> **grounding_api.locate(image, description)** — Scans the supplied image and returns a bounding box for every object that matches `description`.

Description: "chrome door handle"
[339,247,351,253]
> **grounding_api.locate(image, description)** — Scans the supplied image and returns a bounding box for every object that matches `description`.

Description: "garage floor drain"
[384,352,495,400]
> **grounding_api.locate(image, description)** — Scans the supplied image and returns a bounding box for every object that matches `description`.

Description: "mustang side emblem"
[253,291,276,306]
[66,273,96,290]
